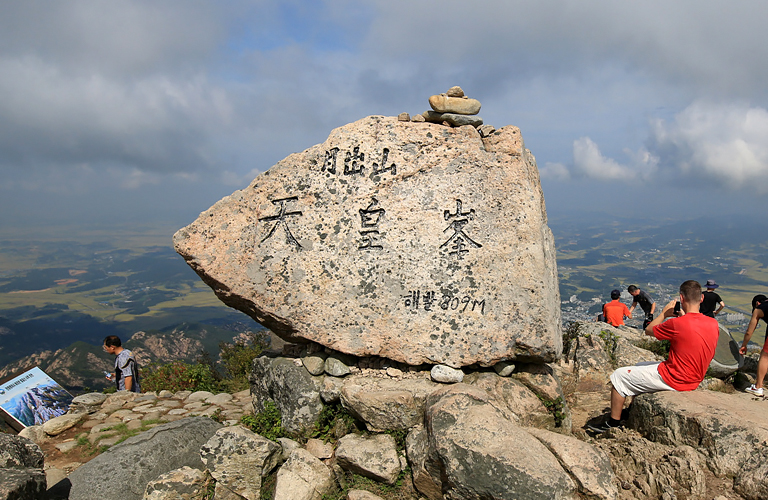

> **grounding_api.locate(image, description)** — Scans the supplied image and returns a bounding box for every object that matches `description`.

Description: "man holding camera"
[591,280,719,432]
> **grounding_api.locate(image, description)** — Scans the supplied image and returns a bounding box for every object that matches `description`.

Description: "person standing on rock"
[739,294,768,396]
[103,335,141,393]
[627,285,657,329]
[601,289,631,327]
[591,280,719,432]
[699,279,725,318]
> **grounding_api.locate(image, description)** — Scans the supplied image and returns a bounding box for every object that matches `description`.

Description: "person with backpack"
[103,335,141,393]
[739,294,768,396]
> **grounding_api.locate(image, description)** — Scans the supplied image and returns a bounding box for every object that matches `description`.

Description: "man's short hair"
[104,335,122,348]
[679,280,702,303]
[752,294,768,310]
[610,289,621,300]
[627,285,639,293]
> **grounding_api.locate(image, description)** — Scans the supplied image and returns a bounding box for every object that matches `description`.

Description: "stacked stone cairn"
[397,86,496,137]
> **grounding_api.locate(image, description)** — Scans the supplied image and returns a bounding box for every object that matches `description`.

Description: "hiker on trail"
[103,335,141,393]
[700,279,725,318]
[601,289,631,327]
[628,285,657,329]
[739,294,768,396]
[591,280,719,433]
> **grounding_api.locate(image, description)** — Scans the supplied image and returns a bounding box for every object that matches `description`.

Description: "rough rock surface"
[463,371,557,429]
[273,448,333,500]
[424,384,576,499]
[0,434,46,500]
[174,116,560,368]
[422,110,484,127]
[527,427,618,499]
[593,428,708,500]
[629,390,768,499]
[250,354,324,433]
[428,94,482,115]
[142,466,207,500]
[335,433,401,485]
[340,376,437,431]
[67,417,222,500]
[42,413,84,436]
[200,426,281,500]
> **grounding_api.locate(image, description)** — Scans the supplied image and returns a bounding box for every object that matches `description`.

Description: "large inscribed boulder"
[174,116,560,367]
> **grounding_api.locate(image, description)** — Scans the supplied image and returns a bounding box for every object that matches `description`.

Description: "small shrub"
[562,321,580,356]
[140,360,220,393]
[598,330,619,366]
[538,395,567,428]
[385,429,408,452]
[241,401,286,441]
[311,402,357,443]
[220,332,268,378]
[209,408,224,423]
[635,338,671,358]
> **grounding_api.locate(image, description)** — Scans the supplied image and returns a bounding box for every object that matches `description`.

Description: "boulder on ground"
[629,390,768,500]
[340,376,437,431]
[0,434,46,500]
[174,116,560,369]
[527,427,618,500]
[200,426,281,500]
[335,433,401,485]
[707,324,743,378]
[142,466,207,500]
[67,417,222,500]
[250,354,324,433]
[424,384,576,499]
[273,448,333,500]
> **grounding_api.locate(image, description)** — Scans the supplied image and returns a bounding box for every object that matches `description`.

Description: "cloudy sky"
[2,1,767,233]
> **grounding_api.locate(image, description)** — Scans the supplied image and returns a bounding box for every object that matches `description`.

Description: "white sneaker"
[745,384,764,396]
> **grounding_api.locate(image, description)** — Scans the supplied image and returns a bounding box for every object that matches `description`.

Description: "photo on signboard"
[0,367,74,430]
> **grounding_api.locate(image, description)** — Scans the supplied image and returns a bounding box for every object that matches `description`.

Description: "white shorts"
[610,361,675,398]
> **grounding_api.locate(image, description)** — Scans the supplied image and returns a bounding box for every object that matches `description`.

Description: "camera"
[674,301,681,314]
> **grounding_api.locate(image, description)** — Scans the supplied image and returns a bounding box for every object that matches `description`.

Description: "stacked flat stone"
[19,389,254,457]
[422,86,484,128]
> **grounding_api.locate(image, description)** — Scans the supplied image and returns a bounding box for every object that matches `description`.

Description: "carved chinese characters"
[174,116,561,368]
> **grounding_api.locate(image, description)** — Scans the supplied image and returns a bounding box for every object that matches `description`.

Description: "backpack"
[115,351,141,392]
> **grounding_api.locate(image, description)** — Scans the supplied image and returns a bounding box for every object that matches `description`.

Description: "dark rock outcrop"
[67,417,222,500]
[0,434,46,500]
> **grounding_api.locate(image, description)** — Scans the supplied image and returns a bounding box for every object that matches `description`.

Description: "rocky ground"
[8,321,768,500]
[17,388,253,492]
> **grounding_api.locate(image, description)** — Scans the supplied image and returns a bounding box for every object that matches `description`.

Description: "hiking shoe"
[745,384,764,396]
[587,420,624,434]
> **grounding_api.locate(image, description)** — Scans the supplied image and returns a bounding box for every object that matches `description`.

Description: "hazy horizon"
[1,2,767,235]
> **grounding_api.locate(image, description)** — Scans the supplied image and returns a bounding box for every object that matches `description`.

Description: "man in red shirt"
[591,280,719,432]
[602,289,631,327]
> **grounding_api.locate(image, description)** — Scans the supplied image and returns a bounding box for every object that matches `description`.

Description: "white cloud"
[539,162,571,181]
[571,138,659,182]
[650,102,768,193]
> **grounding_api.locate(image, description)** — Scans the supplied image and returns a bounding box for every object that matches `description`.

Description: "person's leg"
[755,349,768,389]
[610,387,625,420]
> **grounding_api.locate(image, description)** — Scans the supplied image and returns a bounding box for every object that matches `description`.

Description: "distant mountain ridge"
[0,321,264,392]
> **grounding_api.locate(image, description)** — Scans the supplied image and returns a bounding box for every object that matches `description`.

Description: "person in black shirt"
[700,279,725,318]
[627,285,656,329]
[740,294,768,396]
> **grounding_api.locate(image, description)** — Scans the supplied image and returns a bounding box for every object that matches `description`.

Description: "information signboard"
[0,367,73,431]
